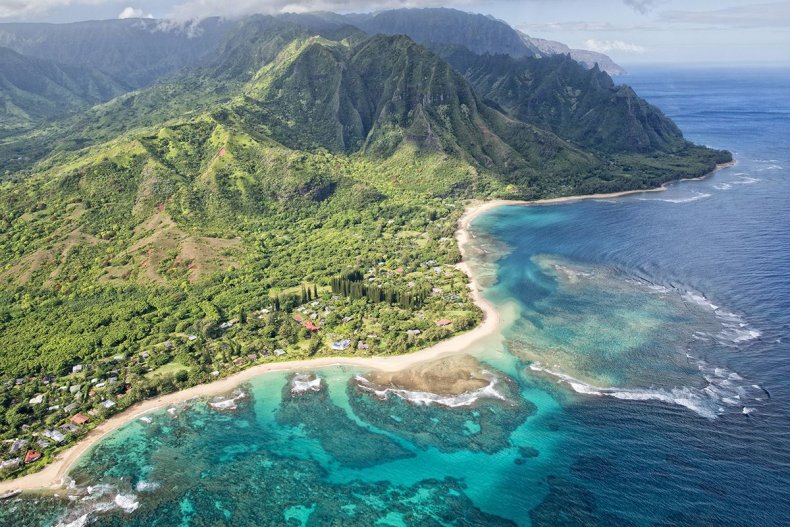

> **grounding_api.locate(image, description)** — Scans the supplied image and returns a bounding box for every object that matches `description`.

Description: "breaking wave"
[290,373,322,395]
[208,388,247,411]
[54,484,140,527]
[682,290,761,346]
[638,191,711,203]
[354,372,507,408]
[529,359,765,420]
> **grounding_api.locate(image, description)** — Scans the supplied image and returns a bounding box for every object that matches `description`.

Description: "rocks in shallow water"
[514,446,540,464]
[289,373,322,395]
[208,388,247,411]
[276,373,414,468]
[348,359,534,454]
[363,355,494,396]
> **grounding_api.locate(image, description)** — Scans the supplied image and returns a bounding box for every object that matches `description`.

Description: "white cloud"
[0,0,105,19]
[583,39,645,54]
[165,0,487,22]
[118,6,152,19]
[659,2,790,28]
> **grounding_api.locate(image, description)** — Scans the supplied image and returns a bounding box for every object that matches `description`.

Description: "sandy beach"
[0,159,734,494]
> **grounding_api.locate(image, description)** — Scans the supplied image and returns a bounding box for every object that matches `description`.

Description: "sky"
[0,0,788,65]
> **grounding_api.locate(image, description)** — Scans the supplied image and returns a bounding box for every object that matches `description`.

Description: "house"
[72,365,83,374]
[435,319,453,327]
[357,341,369,350]
[293,314,304,323]
[140,351,150,359]
[406,329,422,337]
[43,430,66,443]
[233,357,248,367]
[303,321,320,332]
[63,403,78,414]
[61,424,79,434]
[331,339,351,351]
[70,414,90,426]
[219,319,238,330]
[28,394,44,405]
[211,370,220,377]
[188,335,198,341]
[69,384,81,394]
[9,439,28,454]
[0,459,21,471]
[274,349,286,357]
[36,439,50,449]
[101,400,116,409]
[24,450,42,464]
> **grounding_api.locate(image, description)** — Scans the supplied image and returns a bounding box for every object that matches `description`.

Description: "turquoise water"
[3,68,790,526]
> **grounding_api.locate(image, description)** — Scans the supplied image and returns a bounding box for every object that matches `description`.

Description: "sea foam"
[354,372,507,408]
[290,373,322,395]
[529,360,762,420]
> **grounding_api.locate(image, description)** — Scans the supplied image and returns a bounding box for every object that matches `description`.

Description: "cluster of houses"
[1,411,92,473]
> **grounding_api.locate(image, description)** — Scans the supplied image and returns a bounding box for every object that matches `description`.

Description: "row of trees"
[331,271,430,309]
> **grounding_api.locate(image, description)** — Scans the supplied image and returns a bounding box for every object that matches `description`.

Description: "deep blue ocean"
[2,67,789,527]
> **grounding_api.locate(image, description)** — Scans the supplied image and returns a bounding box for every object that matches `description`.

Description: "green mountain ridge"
[438,47,685,154]
[0,46,128,135]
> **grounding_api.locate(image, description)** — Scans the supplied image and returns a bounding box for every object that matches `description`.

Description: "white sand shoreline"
[0,159,734,494]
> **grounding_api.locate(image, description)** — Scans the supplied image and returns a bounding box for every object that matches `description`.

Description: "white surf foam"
[56,513,90,527]
[529,360,761,420]
[682,291,761,345]
[56,484,140,526]
[732,175,760,184]
[134,480,160,492]
[638,192,711,204]
[114,494,139,513]
[355,372,508,408]
[290,374,322,395]
[209,388,247,411]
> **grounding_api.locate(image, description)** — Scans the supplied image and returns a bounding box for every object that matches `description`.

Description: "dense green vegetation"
[0,11,730,478]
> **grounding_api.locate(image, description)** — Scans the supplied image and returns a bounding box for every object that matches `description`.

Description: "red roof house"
[303,321,320,332]
[24,450,42,464]
[435,319,453,327]
[293,314,304,323]
[70,414,90,426]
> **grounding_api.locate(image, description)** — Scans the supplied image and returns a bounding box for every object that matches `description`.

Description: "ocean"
[2,67,789,526]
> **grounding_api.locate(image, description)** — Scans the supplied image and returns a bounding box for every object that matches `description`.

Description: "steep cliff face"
[440,47,682,154]
[523,35,626,76]
[0,46,127,133]
[351,8,537,58]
